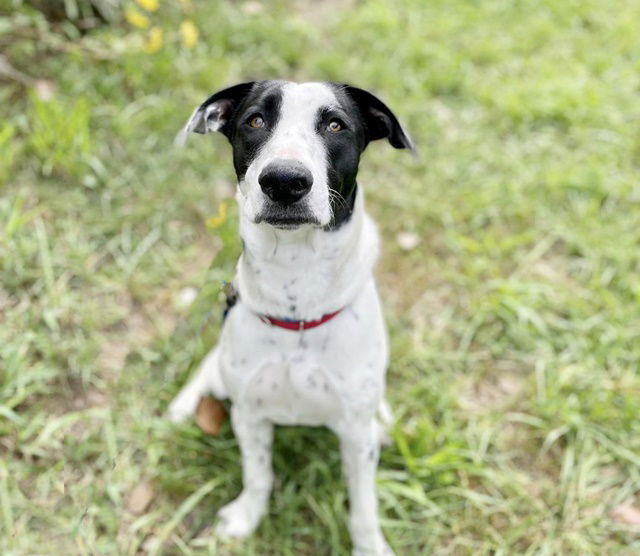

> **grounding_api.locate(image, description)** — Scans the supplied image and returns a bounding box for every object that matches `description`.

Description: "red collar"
[258,308,343,331]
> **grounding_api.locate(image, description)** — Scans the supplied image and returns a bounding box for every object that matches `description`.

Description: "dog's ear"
[343,85,415,152]
[175,81,255,146]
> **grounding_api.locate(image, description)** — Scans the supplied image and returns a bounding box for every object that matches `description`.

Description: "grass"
[1,0,640,553]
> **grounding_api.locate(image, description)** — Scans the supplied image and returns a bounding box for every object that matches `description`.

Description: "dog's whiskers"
[328,188,349,211]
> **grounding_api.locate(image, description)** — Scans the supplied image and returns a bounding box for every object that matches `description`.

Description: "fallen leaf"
[612,504,640,529]
[127,480,155,515]
[196,397,226,435]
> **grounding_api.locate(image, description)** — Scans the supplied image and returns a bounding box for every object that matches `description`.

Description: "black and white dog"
[169,80,413,555]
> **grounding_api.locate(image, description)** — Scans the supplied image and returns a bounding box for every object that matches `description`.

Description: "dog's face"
[179,80,413,229]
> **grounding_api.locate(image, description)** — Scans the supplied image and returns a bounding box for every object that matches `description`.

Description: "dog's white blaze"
[238,82,337,225]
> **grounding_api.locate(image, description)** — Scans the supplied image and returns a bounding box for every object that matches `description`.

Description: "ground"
[1,0,640,554]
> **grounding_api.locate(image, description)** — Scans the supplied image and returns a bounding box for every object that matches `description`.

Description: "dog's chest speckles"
[240,356,342,426]
[238,220,363,321]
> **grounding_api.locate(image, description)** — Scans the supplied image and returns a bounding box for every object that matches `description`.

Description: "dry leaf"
[612,504,640,529]
[196,397,226,435]
[127,480,155,515]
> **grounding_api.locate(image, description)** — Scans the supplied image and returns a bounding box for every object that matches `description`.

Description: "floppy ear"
[175,81,255,146]
[343,85,415,152]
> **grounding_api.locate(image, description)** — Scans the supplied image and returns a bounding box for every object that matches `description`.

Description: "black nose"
[258,160,313,204]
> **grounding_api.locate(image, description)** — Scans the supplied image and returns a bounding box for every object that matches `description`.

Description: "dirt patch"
[293,0,355,24]
[97,233,220,378]
[458,371,526,413]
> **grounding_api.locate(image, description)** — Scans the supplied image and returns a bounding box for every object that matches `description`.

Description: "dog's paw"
[167,395,196,424]
[376,421,392,447]
[352,541,395,556]
[352,532,395,556]
[215,492,266,539]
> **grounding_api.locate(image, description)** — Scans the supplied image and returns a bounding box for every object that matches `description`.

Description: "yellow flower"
[180,20,199,48]
[125,5,150,28]
[136,0,158,11]
[206,202,228,229]
[143,27,163,53]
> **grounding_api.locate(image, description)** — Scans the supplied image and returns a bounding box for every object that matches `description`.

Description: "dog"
[169,80,413,555]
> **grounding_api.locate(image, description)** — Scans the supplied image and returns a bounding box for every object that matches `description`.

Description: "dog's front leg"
[168,347,227,423]
[337,419,394,556]
[216,404,274,539]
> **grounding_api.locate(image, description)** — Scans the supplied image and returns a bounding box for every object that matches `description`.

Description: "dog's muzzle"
[258,159,313,205]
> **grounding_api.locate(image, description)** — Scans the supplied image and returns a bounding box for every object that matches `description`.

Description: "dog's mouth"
[255,203,321,229]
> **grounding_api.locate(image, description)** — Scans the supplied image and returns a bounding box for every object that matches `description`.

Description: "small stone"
[395,231,420,251]
[176,287,197,309]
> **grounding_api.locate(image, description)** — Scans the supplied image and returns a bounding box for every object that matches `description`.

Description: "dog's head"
[178,80,413,229]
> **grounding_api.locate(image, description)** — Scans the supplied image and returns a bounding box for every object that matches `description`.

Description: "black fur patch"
[227,81,285,182]
[193,80,411,229]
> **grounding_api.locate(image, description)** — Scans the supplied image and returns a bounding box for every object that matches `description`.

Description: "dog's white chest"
[240,356,342,426]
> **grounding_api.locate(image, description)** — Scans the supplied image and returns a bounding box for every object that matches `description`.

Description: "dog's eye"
[327,119,344,132]
[248,115,265,129]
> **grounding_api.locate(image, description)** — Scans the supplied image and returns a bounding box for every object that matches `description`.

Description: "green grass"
[2,0,640,553]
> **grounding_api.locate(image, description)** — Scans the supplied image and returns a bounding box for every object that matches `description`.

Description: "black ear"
[342,85,415,152]
[175,81,255,146]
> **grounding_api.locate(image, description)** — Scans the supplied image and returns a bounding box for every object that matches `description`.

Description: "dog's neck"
[236,188,379,321]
